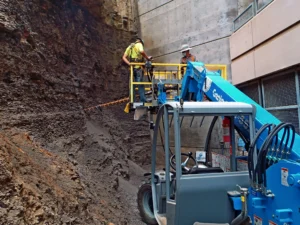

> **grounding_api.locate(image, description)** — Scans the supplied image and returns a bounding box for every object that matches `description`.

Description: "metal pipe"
[266,105,298,111]
[174,108,182,182]
[150,103,174,224]
[231,187,249,225]
[230,116,237,171]
[151,106,164,216]
[164,106,171,201]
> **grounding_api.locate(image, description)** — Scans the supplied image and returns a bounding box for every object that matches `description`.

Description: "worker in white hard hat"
[180,44,196,77]
[180,44,196,64]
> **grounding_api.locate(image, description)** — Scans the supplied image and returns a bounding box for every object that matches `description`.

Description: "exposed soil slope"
[0,0,150,224]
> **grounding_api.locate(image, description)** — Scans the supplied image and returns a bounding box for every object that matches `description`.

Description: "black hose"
[231,214,249,225]
[255,123,285,185]
[260,124,289,184]
[272,123,289,161]
[234,125,249,151]
[261,124,295,187]
[267,124,279,166]
[257,123,295,187]
[204,116,218,164]
[277,125,289,159]
[281,125,295,159]
[248,123,273,182]
[286,125,296,158]
[248,124,270,180]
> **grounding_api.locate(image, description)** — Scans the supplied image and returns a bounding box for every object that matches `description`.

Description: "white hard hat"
[180,44,192,52]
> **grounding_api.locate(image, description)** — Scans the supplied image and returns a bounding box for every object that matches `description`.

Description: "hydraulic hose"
[231,214,249,225]
[267,126,280,167]
[274,124,289,160]
[160,118,174,155]
[255,123,285,186]
[204,116,219,163]
[261,124,295,188]
[248,123,273,183]
[234,125,250,151]
[256,123,295,188]
[279,124,295,160]
[284,125,295,159]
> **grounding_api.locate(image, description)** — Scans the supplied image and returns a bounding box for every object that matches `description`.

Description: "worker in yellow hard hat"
[122,37,152,103]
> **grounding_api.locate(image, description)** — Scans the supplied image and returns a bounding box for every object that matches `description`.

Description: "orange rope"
[84,97,129,111]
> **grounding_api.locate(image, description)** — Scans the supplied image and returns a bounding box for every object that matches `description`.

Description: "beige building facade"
[230,0,300,133]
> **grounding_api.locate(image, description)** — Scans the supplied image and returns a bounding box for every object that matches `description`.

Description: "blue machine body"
[180,61,207,101]
[181,61,300,160]
[247,160,300,225]
[179,61,300,224]
[157,82,167,104]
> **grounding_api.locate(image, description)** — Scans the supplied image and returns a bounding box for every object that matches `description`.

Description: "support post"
[230,116,237,171]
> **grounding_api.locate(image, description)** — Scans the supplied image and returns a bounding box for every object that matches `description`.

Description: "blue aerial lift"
[136,61,300,225]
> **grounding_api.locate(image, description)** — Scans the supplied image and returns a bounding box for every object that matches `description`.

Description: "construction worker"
[180,44,196,64]
[180,44,199,100]
[122,37,152,103]
[180,44,196,77]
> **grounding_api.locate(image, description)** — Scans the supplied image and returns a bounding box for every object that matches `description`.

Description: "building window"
[262,72,297,108]
[238,69,300,134]
[256,0,273,12]
[268,109,299,134]
[238,81,261,105]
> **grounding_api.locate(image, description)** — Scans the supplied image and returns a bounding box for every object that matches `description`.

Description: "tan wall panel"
[230,0,300,60]
[230,22,253,60]
[254,23,300,77]
[232,51,255,84]
[252,0,300,46]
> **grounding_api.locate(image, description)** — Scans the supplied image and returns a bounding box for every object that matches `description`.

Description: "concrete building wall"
[231,0,300,134]
[135,0,253,160]
[230,0,300,84]
[137,0,252,81]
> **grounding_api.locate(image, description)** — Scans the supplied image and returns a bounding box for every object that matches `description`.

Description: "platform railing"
[129,63,227,103]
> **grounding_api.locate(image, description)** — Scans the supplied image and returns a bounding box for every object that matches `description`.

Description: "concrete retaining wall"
[137,0,253,81]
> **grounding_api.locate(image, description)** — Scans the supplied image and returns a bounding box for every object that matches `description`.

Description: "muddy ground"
[0,0,150,224]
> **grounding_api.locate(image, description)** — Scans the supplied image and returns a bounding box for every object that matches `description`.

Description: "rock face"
[0,0,150,224]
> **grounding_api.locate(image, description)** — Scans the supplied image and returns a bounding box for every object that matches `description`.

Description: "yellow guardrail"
[129,63,227,103]
[205,64,227,80]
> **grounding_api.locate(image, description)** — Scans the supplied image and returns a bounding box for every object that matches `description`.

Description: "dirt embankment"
[0,0,150,224]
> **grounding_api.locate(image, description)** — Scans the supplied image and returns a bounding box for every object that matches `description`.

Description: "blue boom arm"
[180,61,300,224]
[180,61,207,102]
[181,61,300,161]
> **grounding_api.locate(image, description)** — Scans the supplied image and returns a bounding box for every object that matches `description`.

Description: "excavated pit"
[0,0,150,224]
